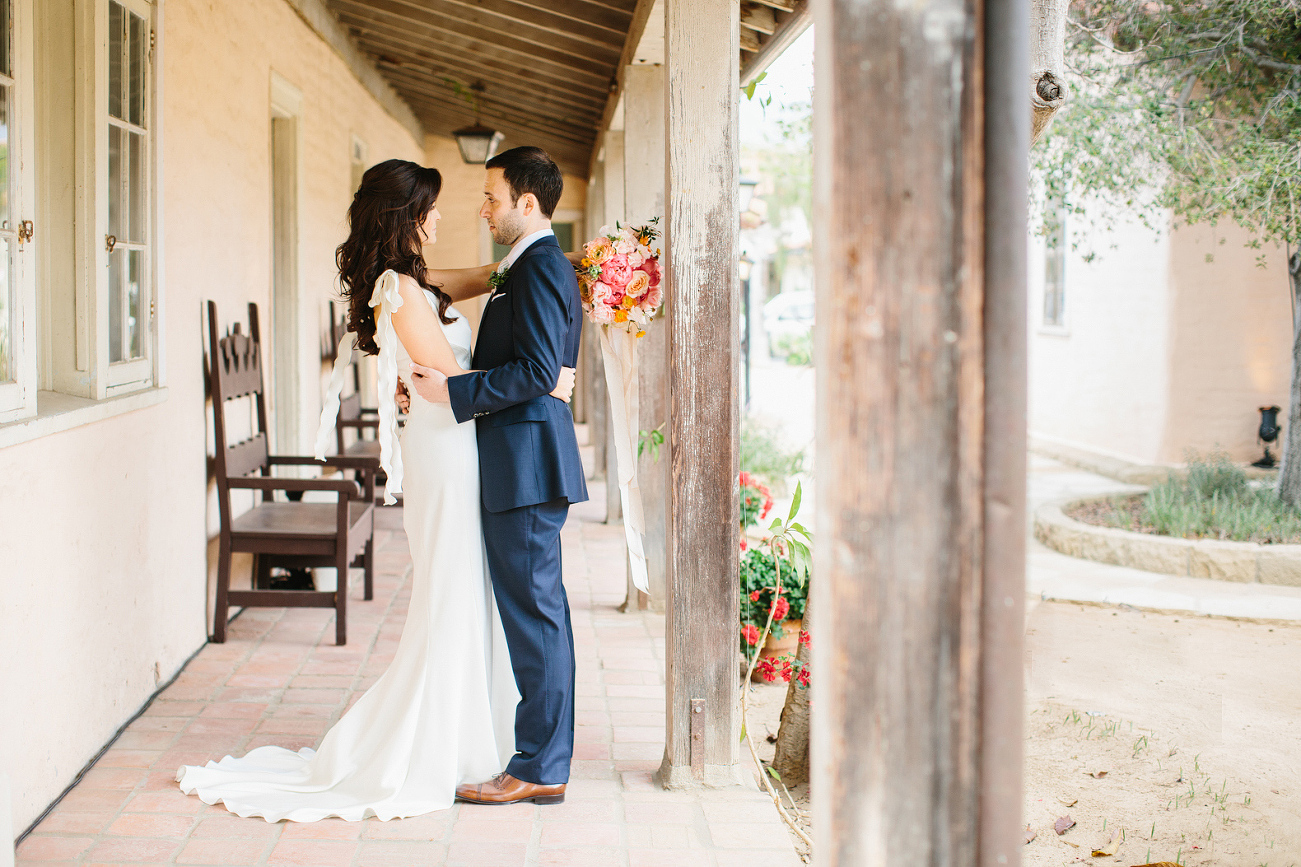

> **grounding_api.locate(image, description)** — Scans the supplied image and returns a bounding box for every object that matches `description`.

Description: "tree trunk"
[1030,0,1069,145]
[1278,251,1301,505]
[772,600,810,786]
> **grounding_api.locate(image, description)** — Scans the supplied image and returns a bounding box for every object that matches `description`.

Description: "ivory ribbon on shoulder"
[599,326,649,593]
[315,270,404,505]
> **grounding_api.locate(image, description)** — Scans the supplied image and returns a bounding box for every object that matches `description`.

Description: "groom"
[409,146,587,805]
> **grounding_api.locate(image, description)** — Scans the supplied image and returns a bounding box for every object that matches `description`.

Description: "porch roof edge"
[283,0,426,145]
[740,6,812,88]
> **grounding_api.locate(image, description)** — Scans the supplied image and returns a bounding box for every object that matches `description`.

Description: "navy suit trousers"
[481,497,575,785]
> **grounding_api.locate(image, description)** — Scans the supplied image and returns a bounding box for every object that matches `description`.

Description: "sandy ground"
[1024,601,1301,866]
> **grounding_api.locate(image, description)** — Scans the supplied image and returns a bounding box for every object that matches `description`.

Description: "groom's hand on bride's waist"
[409,362,451,404]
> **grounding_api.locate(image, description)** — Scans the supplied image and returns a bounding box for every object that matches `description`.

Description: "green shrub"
[741,416,806,493]
[1140,452,1301,543]
[771,330,813,366]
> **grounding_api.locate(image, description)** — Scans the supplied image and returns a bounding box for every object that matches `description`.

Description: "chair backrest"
[207,300,271,492]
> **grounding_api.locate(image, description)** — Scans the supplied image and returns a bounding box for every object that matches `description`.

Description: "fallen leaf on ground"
[1091,830,1122,856]
[1055,815,1076,835]
[1025,824,1037,845]
[1128,863,1179,867]
[1058,797,1078,807]
[1088,770,1108,779]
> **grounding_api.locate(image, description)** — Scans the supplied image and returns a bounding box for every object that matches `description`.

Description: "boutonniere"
[488,266,510,292]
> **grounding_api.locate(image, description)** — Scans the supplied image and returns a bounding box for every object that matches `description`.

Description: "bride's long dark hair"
[336,159,455,355]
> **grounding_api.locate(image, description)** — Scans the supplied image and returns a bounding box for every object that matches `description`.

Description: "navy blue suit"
[447,234,588,785]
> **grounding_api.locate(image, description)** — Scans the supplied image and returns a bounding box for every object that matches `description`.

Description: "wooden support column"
[624,62,668,611]
[810,0,1028,862]
[659,0,743,788]
[585,159,609,486]
[602,129,626,525]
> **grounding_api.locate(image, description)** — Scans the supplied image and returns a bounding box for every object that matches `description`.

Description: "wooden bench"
[208,300,375,645]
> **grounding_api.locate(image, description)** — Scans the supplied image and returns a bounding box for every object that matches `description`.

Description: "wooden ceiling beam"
[451,0,635,35]
[740,3,776,34]
[331,0,620,74]
[407,0,627,48]
[388,74,599,149]
[746,0,796,11]
[338,11,613,93]
[739,0,809,86]
[352,28,611,107]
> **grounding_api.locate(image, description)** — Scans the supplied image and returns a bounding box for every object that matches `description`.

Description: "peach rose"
[625,270,651,299]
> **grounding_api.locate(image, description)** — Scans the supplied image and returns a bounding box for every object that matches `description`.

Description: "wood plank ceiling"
[329,0,809,176]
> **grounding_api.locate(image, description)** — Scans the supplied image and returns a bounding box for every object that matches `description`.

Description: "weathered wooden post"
[624,62,668,611]
[810,0,1028,863]
[658,0,743,787]
[585,157,609,492]
[602,128,626,525]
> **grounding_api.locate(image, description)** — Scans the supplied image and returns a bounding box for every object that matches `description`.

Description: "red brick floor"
[16,487,801,867]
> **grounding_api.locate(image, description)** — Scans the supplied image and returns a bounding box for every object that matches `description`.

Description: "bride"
[176,159,574,822]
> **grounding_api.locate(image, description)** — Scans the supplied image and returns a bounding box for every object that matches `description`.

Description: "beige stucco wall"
[0,0,422,831]
[421,132,587,338]
[1160,223,1292,464]
[1029,213,1293,467]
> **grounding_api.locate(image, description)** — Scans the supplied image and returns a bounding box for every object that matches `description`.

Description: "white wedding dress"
[177,271,519,822]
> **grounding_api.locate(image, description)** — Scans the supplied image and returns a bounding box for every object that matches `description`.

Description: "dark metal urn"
[1253,405,1282,469]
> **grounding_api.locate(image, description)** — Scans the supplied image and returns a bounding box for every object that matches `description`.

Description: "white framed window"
[1042,198,1066,328]
[0,0,37,423]
[98,0,154,393]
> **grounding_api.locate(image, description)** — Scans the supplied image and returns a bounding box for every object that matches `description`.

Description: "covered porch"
[3,0,1033,861]
[14,470,802,867]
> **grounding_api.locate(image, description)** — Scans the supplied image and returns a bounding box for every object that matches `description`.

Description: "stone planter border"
[1034,495,1301,587]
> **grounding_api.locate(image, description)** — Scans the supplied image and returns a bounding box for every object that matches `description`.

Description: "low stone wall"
[1034,496,1301,587]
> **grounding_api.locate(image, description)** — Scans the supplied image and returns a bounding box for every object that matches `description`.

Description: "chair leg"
[214,536,232,643]
[335,547,348,646]
[363,535,374,601]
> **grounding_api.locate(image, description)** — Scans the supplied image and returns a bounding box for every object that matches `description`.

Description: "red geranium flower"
[770,597,790,622]
[749,590,762,602]
[797,667,810,688]
[798,629,811,648]
[741,624,760,646]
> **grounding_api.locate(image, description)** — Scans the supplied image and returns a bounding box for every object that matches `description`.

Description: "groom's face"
[481,168,528,247]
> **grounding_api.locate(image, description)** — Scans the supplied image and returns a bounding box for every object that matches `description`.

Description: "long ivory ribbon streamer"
[315,270,404,505]
[598,325,649,593]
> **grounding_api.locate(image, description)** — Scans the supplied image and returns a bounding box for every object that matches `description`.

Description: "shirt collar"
[497,228,554,273]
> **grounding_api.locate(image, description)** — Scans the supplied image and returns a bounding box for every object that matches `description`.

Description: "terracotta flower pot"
[750,618,802,683]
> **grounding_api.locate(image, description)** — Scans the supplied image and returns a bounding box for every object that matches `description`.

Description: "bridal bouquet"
[578,220,662,337]
[579,218,662,593]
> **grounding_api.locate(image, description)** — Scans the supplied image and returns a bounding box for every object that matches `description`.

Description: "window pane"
[129,12,146,127]
[108,124,123,238]
[127,249,142,358]
[109,250,123,362]
[0,0,10,79]
[109,2,125,121]
[128,131,144,242]
[0,237,10,383]
[0,82,9,227]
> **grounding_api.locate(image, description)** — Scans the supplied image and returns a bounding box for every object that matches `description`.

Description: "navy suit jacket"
[447,235,589,513]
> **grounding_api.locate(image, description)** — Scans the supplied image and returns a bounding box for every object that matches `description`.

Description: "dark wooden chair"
[208,300,375,645]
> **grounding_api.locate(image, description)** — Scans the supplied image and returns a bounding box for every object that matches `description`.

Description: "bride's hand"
[550,367,577,403]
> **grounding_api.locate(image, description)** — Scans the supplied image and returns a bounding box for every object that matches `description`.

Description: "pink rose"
[590,304,617,325]
[590,281,616,307]
[627,251,645,268]
[599,254,633,288]
[644,284,663,310]
[641,257,661,287]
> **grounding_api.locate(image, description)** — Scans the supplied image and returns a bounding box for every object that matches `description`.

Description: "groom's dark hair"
[486,146,563,218]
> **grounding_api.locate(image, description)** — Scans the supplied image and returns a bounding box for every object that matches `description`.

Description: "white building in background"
[1028,210,1293,468]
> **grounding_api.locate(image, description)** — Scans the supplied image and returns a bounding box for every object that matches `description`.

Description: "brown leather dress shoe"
[455,772,566,805]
